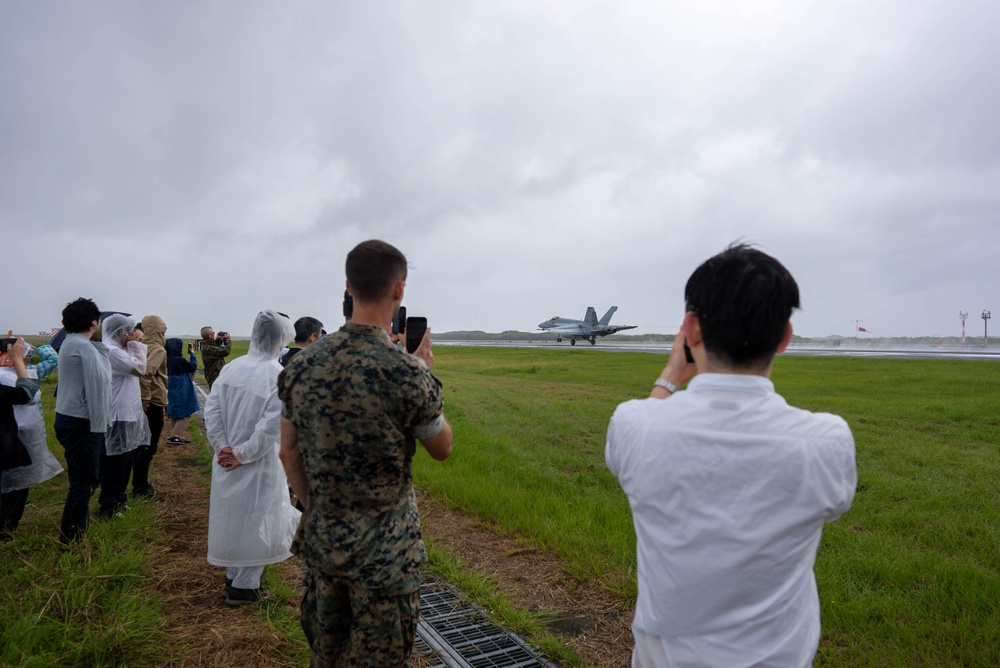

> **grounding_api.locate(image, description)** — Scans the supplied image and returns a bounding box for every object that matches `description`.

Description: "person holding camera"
[165,338,200,445]
[199,327,231,390]
[605,244,857,667]
[0,336,46,538]
[278,240,452,667]
[54,297,112,544]
[99,315,150,519]
[133,315,167,499]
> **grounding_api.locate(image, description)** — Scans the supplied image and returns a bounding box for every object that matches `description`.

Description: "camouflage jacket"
[278,322,444,592]
[200,338,231,385]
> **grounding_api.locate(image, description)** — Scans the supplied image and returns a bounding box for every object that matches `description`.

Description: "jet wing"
[596,325,637,336]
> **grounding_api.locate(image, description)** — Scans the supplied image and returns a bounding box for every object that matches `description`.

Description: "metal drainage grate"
[414,579,560,668]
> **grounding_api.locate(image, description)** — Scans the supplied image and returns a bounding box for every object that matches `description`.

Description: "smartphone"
[188,343,194,354]
[405,317,427,354]
[392,306,407,336]
[343,290,354,319]
[0,337,16,353]
[684,343,694,364]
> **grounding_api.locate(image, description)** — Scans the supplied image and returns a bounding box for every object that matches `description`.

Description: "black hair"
[684,243,800,369]
[345,240,408,302]
[293,316,324,344]
[61,297,101,334]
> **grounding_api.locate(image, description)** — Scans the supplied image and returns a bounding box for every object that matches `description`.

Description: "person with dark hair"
[279,316,324,367]
[54,297,112,544]
[279,239,452,667]
[0,337,44,539]
[165,338,199,445]
[1,341,63,538]
[133,315,167,499]
[606,244,857,667]
[199,326,231,389]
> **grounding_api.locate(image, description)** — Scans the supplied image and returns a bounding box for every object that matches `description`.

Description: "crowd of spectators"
[0,240,856,667]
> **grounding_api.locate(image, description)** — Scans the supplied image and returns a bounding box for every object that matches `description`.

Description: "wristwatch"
[653,378,679,394]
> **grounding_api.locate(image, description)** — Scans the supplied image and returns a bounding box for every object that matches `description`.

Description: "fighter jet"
[538,306,637,345]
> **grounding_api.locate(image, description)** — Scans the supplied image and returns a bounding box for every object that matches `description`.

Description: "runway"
[435,340,1000,361]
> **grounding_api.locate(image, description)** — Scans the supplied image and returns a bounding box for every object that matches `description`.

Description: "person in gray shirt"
[54,298,112,544]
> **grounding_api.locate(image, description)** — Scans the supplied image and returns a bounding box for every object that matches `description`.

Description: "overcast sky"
[3,1,997,340]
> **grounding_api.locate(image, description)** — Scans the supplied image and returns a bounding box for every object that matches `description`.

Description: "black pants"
[54,413,103,544]
[0,485,29,537]
[99,448,136,518]
[131,405,164,496]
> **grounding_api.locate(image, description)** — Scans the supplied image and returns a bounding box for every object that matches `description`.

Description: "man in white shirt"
[606,244,857,668]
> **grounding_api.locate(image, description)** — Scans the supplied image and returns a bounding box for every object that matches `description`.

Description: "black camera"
[217,332,228,341]
[0,337,16,353]
[392,307,406,336]
[343,291,354,319]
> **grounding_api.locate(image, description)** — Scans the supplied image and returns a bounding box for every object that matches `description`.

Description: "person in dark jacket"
[165,338,200,445]
[0,337,42,539]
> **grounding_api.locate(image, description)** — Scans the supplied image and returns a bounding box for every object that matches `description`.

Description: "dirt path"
[148,403,633,667]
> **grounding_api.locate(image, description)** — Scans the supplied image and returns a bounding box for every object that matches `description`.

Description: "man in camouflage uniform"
[278,239,453,668]
[199,326,231,389]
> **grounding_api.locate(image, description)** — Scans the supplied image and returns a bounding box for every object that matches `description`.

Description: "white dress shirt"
[606,373,857,667]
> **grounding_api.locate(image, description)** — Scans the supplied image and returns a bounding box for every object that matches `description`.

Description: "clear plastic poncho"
[102,314,151,455]
[205,310,299,567]
[0,365,63,492]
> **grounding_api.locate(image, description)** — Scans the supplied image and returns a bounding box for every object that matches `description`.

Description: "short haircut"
[293,316,324,343]
[684,243,800,369]
[200,326,213,339]
[61,297,101,333]
[345,240,408,302]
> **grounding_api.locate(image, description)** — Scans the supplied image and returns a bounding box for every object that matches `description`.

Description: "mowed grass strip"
[418,347,1000,667]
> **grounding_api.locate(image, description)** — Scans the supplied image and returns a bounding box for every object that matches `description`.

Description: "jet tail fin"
[598,306,618,326]
[584,307,598,326]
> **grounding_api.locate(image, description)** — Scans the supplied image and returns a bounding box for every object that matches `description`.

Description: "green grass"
[0,365,309,667]
[416,348,1000,667]
[5,344,998,666]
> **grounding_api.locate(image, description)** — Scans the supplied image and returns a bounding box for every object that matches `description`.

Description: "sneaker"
[167,437,191,445]
[225,587,268,607]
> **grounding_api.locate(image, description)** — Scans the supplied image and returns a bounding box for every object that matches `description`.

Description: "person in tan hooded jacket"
[133,315,167,499]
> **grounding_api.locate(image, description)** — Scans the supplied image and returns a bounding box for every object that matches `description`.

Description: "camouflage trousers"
[301,567,420,668]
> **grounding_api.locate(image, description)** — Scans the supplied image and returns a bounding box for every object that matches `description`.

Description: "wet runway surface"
[436,340,1000,361]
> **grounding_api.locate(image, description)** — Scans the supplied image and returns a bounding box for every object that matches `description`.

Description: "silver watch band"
[653,378,679,394]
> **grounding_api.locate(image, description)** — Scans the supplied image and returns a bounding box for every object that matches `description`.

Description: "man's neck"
[350,303,395,334]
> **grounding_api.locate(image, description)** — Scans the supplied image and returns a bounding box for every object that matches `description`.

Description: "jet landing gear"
[589,336,596,345]
[556,336,562,343]
[570,338,576,345]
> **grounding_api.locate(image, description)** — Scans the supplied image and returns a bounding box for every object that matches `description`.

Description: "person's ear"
[682,311,703,348]
[776,322,793,354]
[392,279,405,303]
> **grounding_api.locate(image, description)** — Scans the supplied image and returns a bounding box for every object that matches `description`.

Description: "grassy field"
[0,340,304,667]
[419,347,1000,667]
[2,342,998,666]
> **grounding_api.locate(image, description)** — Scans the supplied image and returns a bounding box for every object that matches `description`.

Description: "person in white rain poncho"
[100,314,150,519]
[1,341,63,537]
[205,310,300,607]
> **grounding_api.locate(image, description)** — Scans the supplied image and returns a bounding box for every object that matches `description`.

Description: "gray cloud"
[2,1,997,339]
